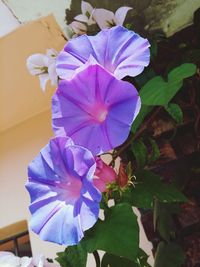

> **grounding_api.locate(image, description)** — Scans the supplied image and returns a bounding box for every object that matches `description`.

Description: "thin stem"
[93,250,100,267]
[109,106,162,166]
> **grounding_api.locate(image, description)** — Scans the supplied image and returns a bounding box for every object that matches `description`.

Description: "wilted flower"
[26,49,58,91]
[26,136,101,246]
[74,1,96,26]
[52,64,141,155]
[56,26,150,80]
[117,162,129,188]
[93,157,117,192]
[93,6,132,29]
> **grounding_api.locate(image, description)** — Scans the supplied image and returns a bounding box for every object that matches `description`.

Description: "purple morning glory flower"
[52,64,141,155]
[56,25,150,80]
[26,136,101,246]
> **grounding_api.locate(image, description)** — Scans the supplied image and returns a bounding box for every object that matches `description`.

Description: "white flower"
[0,252,60,267]
[93,6,132,29]
[26,48,58,91]
[0,252,20,267]
[69,21,87,36]
[74,1,96,26]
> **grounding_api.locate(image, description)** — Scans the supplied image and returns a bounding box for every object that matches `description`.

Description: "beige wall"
[0,110,100,265]
[0,110,65,256]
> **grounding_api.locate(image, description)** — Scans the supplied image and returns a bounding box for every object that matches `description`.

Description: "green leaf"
[153,201,180,242]
[135,67,156,87]
[140,76,167,106]
[101,249,151,267]
[101,253,136,267]
[165,103,183,124]
[139,63,196,106]
[154,242,185,267]
[56,244,87,267]
[167,63,196,82]
[131,105,152,133]
[123,171,187,209]
[131,140,148,168]
[81,203,139,261]
[148,138,160,163]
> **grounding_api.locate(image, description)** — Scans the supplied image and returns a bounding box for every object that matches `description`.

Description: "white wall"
[0,1,20,37]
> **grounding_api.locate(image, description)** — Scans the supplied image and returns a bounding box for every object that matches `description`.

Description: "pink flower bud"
[93,157,117,192]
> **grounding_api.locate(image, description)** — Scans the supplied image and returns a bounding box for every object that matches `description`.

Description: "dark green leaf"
[153,201,180,242]
[101,249,151,267]
[131,105,152,133]
[56,244,87,267]
[132,140,148,168]
[81,203,139,261]
[150,39,158,59]
[154,242,185,267]
[148,138,160,163]
[135,67,156,87]
[101,253,136,267]
[124,171,187,209]
[165,103,183,124]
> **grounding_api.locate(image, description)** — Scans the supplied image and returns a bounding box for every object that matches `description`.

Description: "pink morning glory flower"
[56,26,150,81]
[93,6,132,29]
[93,157,117,192]
[26,136,101,246]
[52,64,141,156]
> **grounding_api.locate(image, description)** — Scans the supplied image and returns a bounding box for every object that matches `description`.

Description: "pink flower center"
[91,103,108,123]
[58,177,82,204]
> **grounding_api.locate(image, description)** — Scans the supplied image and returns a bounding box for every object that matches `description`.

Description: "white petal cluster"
[0,252,60,267]
[68,1,132,37]
[26,49,58,91]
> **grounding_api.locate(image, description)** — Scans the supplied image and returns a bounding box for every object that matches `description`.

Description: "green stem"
[93,250,100,267]
[109,106,162,166]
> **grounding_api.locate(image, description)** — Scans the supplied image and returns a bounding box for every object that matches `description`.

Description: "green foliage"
[101,253,136,267]
[148,138,160,163]
[122,171,187,209]
[153,201,180,242]
[154,242,185,267]
[139,63,196,106]
[101,249,151,267]
[81,203,139,261]
[131,105,152,133]
[56,244,87,267]
[165,103,183,124]
[167,63,196,82]
[132,140,148,168]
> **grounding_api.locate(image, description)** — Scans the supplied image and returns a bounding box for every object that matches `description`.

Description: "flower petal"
[93,8,115,29]
[74,14,89,23]
[26,137,101,246]
[69,21,87,35]
[56,26,150,80]
[26,54,48,75]
[39,74,49,91]
[81,1,93,15]
[114,6,132,25]
[52,64,141,155]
